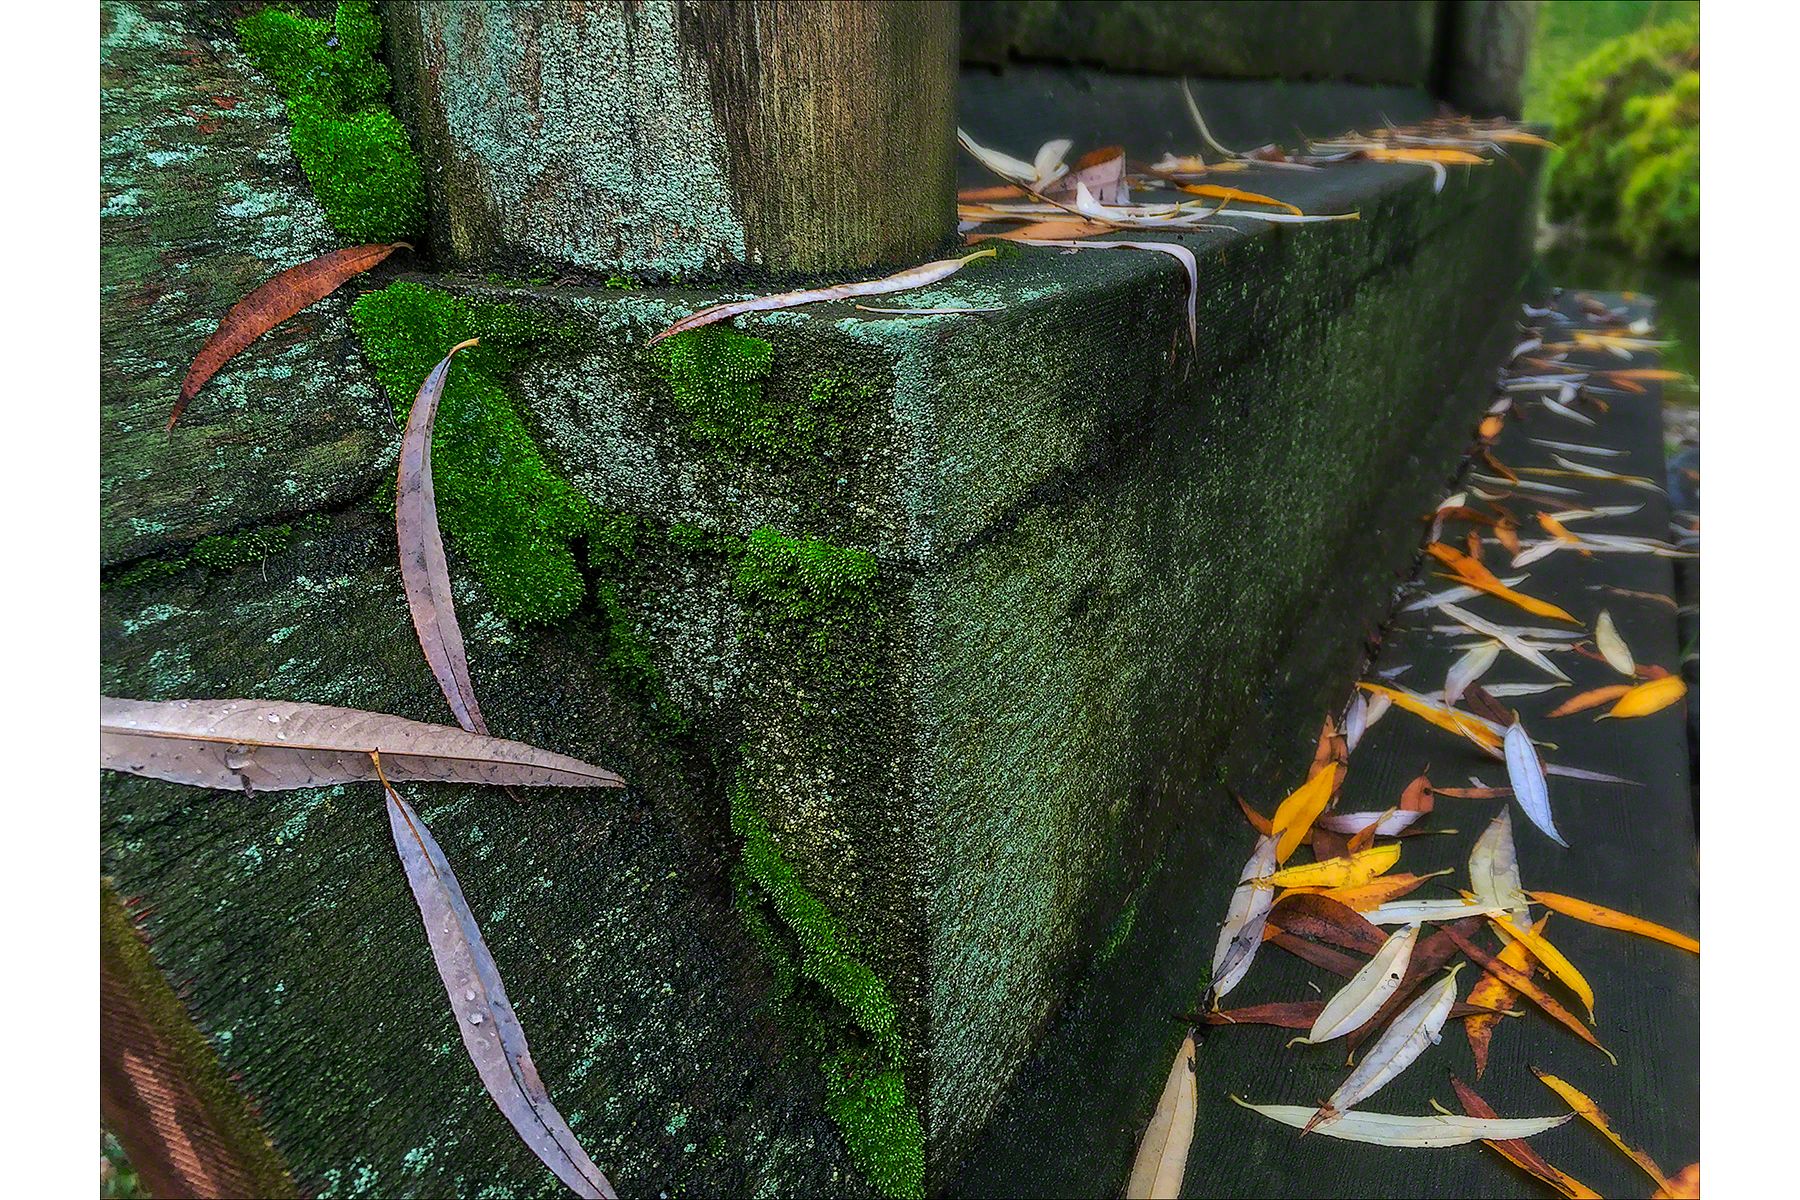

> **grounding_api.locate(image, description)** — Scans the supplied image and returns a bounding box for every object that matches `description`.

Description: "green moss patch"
[238,2,423,242]
[731,777,922,1199]
[104,514,332,591]
[350,280,595,624]
[655,329,870,461]
[733,528,883,688]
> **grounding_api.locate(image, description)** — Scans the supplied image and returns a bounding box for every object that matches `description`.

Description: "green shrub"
[1545,18,1699,260]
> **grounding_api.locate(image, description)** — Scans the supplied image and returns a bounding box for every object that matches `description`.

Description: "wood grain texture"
[385,0,957,275]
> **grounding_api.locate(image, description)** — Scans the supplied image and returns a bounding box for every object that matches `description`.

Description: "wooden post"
[385,0,959,278]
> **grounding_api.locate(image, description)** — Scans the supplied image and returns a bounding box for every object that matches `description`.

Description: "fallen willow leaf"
[1428,544,1578,624]
[1483,682,1568,699]
[1178,183,1302,215]
[957,127,1070,190]
[1535,1070,1677,1194]
[1544,762,1639,786]
[1048,145,1129,204]
[1604,675,1687,719]
[1357,682,1503,750]
[1441,605,1571,682]
[1271,764,1339,864]
[172,242,408,429]
[967,218,1110,243]
[1270,932,1366,978]
[1466,917,1546,1078]
[1211,835,1278,1001]
[1009,238,1196,347]
[1290,924,1421,1046]
[1268,843,1400,890]
[1344,808,1390,854]
[1316,809,1425,838]
[1305,965,1465,1132]
[1547,684,1632,717]
[1525,891,1698,952]
[1400,772,1436,814]
[649,248,997,343]
[1504,721,1565,847]
[1530,437,1627,459]
[1265,893,1387,955]
[1446,1076,1600,1199]
[1231,788,1273,835]
[100,697,625,792]
[1468,810,1530,927]
[1488,912,1596,1023]
[1444,641,1501,705]
[1365,898,1508,925]
[1434,785,1511,799]
[1444,927,1615,1063]
[1654,1162,1701,1199]
[399,338,489,736]
[1324,870,1452,912]
[380,764,616,1198]
[1542,392,1597,426]
[1403,576,1527,613]
[1125,1031,1196,1199]
[1343,691,1371,754]
[1234,1098,1571,1147]
[852,303,1005,315]
[1204,1000,1503,1029]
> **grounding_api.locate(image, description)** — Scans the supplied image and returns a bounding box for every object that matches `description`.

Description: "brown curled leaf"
[399,338,488,735]
[377,758,616,1198]
[172,242,408,429]
[1445,927,1616,1064]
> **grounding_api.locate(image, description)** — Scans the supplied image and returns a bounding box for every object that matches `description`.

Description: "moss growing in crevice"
[104,514,333,591]
[655,329,871,462]
[237,2,423,242]
[582,514,690,734]
[350,280,594,625]
[731,775,923,1199]
[733,527,883,689]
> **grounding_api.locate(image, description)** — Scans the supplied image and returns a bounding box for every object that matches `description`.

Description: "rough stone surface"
[101,1,393,568]
[961,0,1441,86]
[101,12,1544,1192]
[1437,0,1541,118]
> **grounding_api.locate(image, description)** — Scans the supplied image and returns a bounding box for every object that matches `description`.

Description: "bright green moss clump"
[350,281,594,624]
[238,2,424,242]
[734,528,882,686]
[656,329,870,460]
[1545,18,1698,259]
[731,778,923,1199]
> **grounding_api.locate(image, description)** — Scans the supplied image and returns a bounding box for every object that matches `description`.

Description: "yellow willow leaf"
[1364,146,1489,165]
[1178,183,1303,216]
[1467,915,1547,1078]
[1534,1071,1678,1195]
[1126,1032,1197,1199]
[1525,891,1697,953]
[1426,543,1579,624]
[1538,512,1585,546]
[1271,764,1339,864]
[1268,843,1401,890]
[1356,682,1503,751]
[1546,685,1632,718]
[1604,675,1687,719]
[1594,610,1635,677]
[1485,911,1596,1022]
[1602,368,1686,381]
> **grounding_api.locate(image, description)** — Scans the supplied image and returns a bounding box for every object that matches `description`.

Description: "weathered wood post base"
[385,0,959,276]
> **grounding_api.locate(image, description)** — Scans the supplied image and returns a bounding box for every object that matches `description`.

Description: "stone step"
[101,6,1546,1195]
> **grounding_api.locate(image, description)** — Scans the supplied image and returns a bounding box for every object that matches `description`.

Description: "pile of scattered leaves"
[1126,294,1697,1198]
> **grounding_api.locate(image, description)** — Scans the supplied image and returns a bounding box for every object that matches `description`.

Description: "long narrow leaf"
[1126,1032,1197,1199]
[379,762,615,1198]
[1505,721,1566,846]
[100,697,624,792]
[399,339,488,735]
[1234,1098,1571,1147]
[1525,891,1697,953]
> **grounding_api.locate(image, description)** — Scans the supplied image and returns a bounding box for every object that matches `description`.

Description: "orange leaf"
[1358,682,1503,751]
[1450,1073,1600,1199]
[1426,542,1580,624]
[1399,771,1435,813]
[1604,675,1687,719]
[1322,869,1451,912]
[1535,1071,1678,1195]
[1443,927,1616,1064]
[1524,891,1697,953]
[968,219,1111,243]
[173,242,409,429]
[1479,414,1505,440]
[1654,1163,1700,1199]
[1231,788,1273,836]
[1537,511,1584,545]
[957,183,1027,201]
[1345,806,1393,854]
[1495,519,1521,556]
[1466,916,1545,1077]
[1177,183,1304,216]
[1546,685,1632,718]
[1364,146,1489,165]
[1602,368,1685,382]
